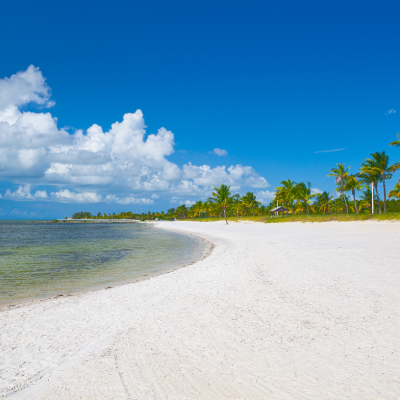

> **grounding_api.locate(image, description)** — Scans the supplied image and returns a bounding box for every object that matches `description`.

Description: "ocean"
[0,221,205,307]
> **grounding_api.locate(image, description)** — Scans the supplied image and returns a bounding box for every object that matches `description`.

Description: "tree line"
[72,137,400,224]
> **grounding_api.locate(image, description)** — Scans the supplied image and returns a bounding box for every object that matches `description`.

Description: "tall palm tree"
[208,184,239,225]
[342,174,363,214]
[360,151,394,213]
[357,172,381,214]
[327,164,350,214]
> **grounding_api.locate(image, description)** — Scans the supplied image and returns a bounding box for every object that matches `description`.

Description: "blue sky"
[1,0,400,218]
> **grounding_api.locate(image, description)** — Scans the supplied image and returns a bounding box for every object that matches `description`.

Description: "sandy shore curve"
[1,220,399,399]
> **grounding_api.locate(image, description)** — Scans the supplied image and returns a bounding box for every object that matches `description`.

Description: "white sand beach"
[1,220,400,399]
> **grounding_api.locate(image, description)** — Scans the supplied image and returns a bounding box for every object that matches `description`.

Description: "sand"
[1,220,399,399]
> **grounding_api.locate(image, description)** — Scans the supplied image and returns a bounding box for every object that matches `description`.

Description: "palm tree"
[342,174,363,214]
[388,182,400,199]
[242,192,260,216]
[167,208,176,220]
[208,184,239,225]
[295,182,315,215]
[330,198,343,214]
[276,179,297,214]
[357,172,381,214]
[358,188,373,213]
[389,133,400,147]
[231,197,242,217]
[191,201,203,218]
[360,151,394,213]
[315,191,333,215]
[327,163,350,214]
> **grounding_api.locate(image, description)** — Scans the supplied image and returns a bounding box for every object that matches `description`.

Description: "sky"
[1,0,400,218]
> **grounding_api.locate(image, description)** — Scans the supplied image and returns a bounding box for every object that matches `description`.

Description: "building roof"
[270,206,289,212]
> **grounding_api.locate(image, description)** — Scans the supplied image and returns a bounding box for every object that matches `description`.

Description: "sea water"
[0,221,205,307]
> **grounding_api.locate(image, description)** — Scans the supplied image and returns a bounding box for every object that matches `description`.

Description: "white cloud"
[213,148,228,156]
[3,184,153,204]
[311,188,322,194]
[256,190,276,203]
[0,65,54,125]
[314,148,345,153]
[385,109,396,115]
[150,193,160,199]
[5,184,48,200]
[168,197,195,206]
[182,163,269,189]
[50,189,102,203]
[0,66,270,204]
[104,194,154,205]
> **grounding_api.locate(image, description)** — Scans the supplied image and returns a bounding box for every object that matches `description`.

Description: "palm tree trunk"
[382,173,387,213]
[305,201,309,215]
[374,182,382,214]
[352,187,358,214]
[341,182,349,214]
[223,207,228,225]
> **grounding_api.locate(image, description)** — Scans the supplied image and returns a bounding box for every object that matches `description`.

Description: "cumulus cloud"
[50,189,102,203]
[256,190,276,203]
[5,184,48,200]
[0,66,270,204]
[182,163,269,189]
[3,184,153,204]
[212,148,228,156]
[385,109,396,115]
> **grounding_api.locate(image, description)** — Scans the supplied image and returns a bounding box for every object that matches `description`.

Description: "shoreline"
[1,220,400,399]
[0,223,213,312]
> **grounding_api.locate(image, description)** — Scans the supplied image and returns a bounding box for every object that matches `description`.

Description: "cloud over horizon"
[0,66,270,205]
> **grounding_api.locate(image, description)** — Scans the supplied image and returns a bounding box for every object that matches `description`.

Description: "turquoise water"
[0,221,205,306]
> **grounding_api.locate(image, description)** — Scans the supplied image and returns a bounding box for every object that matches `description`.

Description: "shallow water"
[0,221,205,306]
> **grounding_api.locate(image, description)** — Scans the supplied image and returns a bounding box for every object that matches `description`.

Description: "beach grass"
[181,212,400,223]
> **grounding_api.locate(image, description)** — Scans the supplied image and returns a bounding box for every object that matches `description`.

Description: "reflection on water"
[0,221,204,306]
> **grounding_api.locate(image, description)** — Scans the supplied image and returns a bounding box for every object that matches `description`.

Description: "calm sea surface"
[0,221,205,307]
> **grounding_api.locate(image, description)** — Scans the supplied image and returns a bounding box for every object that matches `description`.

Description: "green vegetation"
[208,184,239,224]
[71,140,400,223]
[265,212,400,223]
[72,211,93,219]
